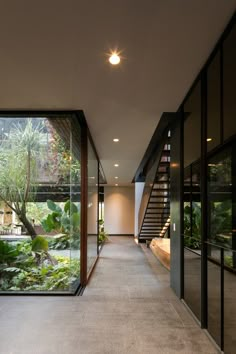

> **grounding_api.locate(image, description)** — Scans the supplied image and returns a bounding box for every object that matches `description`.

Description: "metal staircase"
[139,141,170,242]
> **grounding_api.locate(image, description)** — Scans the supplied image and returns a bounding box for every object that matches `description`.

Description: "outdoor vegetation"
[0,118,81,292]
[184,202,201,250]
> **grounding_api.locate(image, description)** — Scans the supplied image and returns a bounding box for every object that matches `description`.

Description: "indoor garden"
[0,116,81,293]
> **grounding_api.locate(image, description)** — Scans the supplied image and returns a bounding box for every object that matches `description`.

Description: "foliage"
[98,219,109,244]
[0,119,45,237]
[224,255,233,268]
[46,124,80,184]
[184,202,201,249]
[32,236,49,253]
[0,240,80,291]
[26,202,50,225]
[48,234,70,250]
[209,201,232,247]
[184,235,201,250]
[42,200,80,249]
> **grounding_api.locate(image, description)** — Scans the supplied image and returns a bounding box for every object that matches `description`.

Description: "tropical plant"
[0,239,80,291]
[0,119,45,238]
[42,200,80,249]
[184,202,201,249]
[98,219,109,244]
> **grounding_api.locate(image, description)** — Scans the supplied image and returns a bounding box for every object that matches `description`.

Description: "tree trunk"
[19,214,37,240]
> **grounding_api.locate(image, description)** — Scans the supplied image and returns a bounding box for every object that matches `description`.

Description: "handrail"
[205,240,236,253]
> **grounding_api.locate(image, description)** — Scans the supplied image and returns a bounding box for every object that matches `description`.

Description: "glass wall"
[87,136,99,274]
[207,52,221,151]
[223,23,236,141]
[0,116,81,293]
[180,14,236,353]
[183,81,202,321]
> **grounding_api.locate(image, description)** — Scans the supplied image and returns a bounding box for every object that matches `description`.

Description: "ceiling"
[0,1,235,186]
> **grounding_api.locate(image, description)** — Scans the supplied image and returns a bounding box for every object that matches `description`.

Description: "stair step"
[159,162,170,167]
[142,227,163,230]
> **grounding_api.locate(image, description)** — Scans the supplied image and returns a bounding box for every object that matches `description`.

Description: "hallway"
[0,237,218,354]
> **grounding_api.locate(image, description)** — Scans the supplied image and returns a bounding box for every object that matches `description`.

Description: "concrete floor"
[0,236,219,354]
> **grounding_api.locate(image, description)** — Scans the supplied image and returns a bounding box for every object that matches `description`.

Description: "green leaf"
[4,267,22,273]
[47,200,62,213]
[71,212,80,230]
[41,215,55,232]
[64,201,78,215]
[32,236,48,253]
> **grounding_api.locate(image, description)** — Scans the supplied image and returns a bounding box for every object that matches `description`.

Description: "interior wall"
[104,186,134,235]
[134,182,145,236]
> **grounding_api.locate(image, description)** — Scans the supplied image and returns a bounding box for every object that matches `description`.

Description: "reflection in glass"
[87,137,98,273]
[223,24,236,141]
[0,116,81,293]
[208,148,232,248]
[184,81,201,167]
[207,52,221,151]
[224,249,236,354]
[184,248,201,320]
[207,245,221,347]
[183,81,202,321]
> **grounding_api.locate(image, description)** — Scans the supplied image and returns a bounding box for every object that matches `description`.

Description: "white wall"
[134,182,145,236]
[87,187,98,235]
[104,186,134,235]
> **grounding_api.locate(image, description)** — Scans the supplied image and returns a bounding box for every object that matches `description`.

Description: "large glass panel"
[184,248,201,320]
[223,23,236,141]
[183,80,201,320]
[207,52,221,151]
[87,137,98,274]
[184,81,201,167]
[224,249,236,354]
[0,116,81,293]
[208,148,232,248]
[207,245,221,347]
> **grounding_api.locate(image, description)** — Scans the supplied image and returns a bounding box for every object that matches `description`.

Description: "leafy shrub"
[0,240,80,291]
[42,200,80,250]
[98,219,109,244]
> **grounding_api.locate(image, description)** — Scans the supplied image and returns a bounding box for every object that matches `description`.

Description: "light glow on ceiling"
[115,184,118,186]
[207,138,212,142]
[109,52,121,65]
[114,164,119,167]
[115,176,118,179]
[113,138,119,142]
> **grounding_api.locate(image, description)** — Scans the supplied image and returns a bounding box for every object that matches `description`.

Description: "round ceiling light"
[113,138,119,142]
[114,164,119,167]
[109,53,120,65]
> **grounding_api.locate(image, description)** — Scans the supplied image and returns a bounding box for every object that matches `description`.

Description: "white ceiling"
[0,1,235,185]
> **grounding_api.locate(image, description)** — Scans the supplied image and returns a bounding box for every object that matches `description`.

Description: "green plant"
[98,219,109,244]
[184,202,201,249]
[48,234,70,250]
[224,255,233,268]
[0,119,45,238]
[42,200,80,250]
[0,240,80,291]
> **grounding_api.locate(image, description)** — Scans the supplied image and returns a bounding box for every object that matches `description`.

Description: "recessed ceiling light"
[113,138,119,142]
[115,184,118,186]
[207,138,212,142]
[114,164,119,167]
[115,176,118,179]
[109,53,120,65]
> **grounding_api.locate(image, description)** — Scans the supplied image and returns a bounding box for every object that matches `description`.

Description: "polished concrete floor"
[0,236,219,354]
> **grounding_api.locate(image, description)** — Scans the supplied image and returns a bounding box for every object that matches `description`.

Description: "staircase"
[139,141,171,242]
